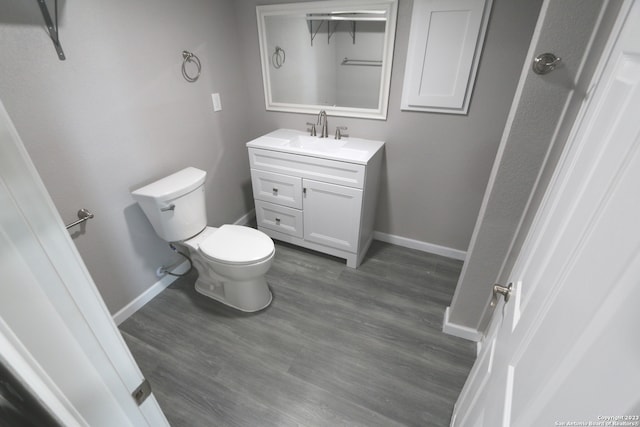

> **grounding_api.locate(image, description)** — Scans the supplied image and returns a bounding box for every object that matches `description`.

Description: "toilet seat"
[199,224,274,265]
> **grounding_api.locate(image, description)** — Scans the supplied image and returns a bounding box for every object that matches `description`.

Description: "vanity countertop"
[246,129,385,165]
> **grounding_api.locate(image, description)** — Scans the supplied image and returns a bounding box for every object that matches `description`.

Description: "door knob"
[533,53,561,75]
[491,283,513,307]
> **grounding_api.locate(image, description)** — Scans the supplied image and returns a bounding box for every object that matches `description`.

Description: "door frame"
[0,320,84,426]
[444,0,626,339]
[451,0,635,424]
[0,100,168,426]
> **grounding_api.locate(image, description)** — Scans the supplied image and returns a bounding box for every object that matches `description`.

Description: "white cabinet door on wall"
[303,179,363,253]
[401,0,492,114]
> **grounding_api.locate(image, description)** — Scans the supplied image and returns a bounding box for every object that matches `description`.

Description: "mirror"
[257,0,398,120]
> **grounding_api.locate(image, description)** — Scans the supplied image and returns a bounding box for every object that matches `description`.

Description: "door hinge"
[132,378,152,406]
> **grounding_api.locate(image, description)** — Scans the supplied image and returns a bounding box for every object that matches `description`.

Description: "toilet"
[131,167,274,312]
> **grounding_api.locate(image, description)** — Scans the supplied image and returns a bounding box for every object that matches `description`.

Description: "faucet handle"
[334,126,348,140]
[306,122,317,136]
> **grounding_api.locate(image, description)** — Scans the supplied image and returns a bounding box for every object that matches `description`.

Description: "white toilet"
[131,167,274,312]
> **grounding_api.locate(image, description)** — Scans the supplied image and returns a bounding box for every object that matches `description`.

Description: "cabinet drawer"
[251,169,302,209]
[255,200,303,238]
[249,148,365,188]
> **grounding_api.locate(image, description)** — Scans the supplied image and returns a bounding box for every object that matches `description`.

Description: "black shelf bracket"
[37,0,66,60]
[308,19,356,47]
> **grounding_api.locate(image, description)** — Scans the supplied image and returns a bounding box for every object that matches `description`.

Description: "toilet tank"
[131,167,207,242]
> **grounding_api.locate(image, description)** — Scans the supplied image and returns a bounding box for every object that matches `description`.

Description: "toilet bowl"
[131,167,274,312]
[183,225,274,312]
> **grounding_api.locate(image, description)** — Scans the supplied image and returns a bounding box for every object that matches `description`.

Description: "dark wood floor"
[120,240,476,427]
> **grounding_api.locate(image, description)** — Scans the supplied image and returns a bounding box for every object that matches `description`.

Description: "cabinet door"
[303,179,363,253]
[400,0,491,114]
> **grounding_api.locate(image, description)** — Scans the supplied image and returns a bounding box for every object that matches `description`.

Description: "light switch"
[211,93,222,112]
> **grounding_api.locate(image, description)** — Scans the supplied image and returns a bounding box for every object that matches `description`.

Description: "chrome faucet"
[317,110,328,138]
[306,122,317,136]
[334,126,348,140]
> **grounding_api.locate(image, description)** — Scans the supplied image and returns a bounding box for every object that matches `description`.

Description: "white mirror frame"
[256,0,398,120]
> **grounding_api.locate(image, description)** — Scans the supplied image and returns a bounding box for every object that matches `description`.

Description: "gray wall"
[0,0,254,314]
[0,0,540,316]
[448,0,624,334]
[235,0,542,252]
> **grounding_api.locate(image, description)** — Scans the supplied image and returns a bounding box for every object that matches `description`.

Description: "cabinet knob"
[272,187,278,195]
[303,188,307,197]
[275,217,281,225]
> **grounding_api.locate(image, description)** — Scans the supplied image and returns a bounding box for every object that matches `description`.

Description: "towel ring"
[182,50,201,82]
[272,46,285,69]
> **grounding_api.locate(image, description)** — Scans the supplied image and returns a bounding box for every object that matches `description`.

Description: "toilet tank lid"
[132,167,206,202]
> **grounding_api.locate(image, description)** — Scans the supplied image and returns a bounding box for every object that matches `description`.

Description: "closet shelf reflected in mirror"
[256,0,398,120]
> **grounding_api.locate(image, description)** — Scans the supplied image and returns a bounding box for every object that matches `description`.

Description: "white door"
[303,178,363,252]
[453,2,640,425]
[0,101,169,426]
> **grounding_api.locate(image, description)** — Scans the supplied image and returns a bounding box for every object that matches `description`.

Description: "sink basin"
[286,135,347,152]
[246,129,384,164]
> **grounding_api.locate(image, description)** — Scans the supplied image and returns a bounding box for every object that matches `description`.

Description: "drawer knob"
[275,217,281,225]
[272,188,278,195]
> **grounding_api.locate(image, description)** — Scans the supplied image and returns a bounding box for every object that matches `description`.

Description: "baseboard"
[372,231,467,260]
[442,307,482,342]
[113,221,466,325]
[233,215,465,260]
[112,260,190,325]
[234,209,256,226]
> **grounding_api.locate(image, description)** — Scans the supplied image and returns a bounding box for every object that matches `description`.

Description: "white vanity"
[247,129,384,268]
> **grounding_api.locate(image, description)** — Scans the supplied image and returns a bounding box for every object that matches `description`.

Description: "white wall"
[0,0,253,314]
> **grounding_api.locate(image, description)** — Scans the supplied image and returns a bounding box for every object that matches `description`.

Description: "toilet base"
[181,226,274,312]
[194,276,272,313]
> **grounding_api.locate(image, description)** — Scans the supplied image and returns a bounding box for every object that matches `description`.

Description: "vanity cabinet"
[247,130,384,268]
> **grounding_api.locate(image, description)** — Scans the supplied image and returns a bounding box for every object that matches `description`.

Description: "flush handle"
[160,204,175,212]
[491,283,513,307]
